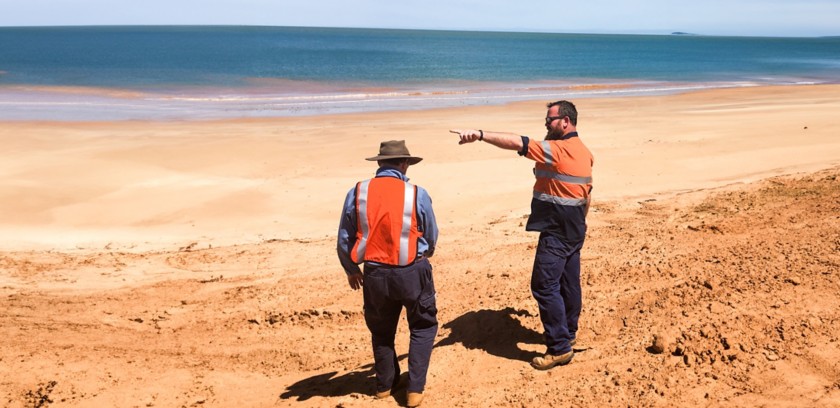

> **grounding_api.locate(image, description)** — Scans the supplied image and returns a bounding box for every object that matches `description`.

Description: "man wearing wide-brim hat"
[337,140,439,407]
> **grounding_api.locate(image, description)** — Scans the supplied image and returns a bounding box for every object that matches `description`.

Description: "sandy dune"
[1,84,839,407]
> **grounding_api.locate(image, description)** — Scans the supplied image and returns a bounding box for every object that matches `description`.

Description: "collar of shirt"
[375,167,409,182]
[552,131,579,141]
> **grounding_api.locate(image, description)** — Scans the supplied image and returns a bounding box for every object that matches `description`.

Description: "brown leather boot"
[531,350,574,370]
[374,373,407,399]
[407,392,424,407]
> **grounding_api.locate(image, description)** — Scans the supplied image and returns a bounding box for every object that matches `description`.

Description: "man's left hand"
[347,272,364,290]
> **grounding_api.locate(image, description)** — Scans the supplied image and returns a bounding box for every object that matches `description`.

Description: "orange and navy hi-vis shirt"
[350,176,422,266]
[518,132,593,241]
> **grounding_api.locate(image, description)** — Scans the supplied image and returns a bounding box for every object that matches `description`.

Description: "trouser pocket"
[409,262,437,329]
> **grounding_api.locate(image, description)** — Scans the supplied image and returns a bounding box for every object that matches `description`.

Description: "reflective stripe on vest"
[399,184,416,266]
[533,191,589,206]
[353,178,419,266]
[354,179,371,262]
[541,141,554,166]
[534,169,592,185]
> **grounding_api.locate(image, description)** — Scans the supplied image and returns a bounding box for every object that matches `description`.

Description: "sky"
[1,0,839,37]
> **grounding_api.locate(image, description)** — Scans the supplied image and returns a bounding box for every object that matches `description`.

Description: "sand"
[1,84,839,407]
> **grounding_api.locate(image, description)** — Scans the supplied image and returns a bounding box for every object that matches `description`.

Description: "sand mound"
[2,168,838,407]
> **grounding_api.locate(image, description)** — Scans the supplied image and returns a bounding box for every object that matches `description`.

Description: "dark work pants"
[363,258,438,394]
[530,232,583,356]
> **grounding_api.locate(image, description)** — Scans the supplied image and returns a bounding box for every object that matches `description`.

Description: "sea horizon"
[2,24,838,38]
[1,25,838,120]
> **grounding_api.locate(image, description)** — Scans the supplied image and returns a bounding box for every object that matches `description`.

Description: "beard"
[545,127,564,140]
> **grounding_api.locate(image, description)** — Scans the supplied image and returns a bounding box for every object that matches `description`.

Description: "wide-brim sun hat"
[365,140,423,165]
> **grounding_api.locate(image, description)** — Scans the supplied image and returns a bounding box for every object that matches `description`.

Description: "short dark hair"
[547,100,577,126]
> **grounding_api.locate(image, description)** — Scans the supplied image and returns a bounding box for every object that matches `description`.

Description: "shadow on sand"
[279,363,376,402]
[280,307,546,402]
[435,307,544,361]
[279,362,411,405]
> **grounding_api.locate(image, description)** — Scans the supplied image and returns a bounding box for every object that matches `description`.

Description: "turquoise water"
[1,26,838,120]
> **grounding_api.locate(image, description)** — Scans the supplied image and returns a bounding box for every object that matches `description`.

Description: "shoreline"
[0,79,829,121]
[1,83,839,252]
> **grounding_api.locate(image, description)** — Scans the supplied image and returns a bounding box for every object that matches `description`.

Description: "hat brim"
[365,155,423,165]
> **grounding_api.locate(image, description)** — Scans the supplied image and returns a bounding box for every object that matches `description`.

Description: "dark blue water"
[1,26,838,120]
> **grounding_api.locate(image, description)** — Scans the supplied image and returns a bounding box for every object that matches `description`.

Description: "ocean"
[1,26,838,120]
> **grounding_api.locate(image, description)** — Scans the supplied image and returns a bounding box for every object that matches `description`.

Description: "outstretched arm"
[450,129,524,151]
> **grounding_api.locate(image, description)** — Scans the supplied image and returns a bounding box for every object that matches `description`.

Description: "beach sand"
[1,84,839,407]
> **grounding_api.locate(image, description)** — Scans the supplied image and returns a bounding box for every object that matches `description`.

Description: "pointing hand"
[450,129,482,145]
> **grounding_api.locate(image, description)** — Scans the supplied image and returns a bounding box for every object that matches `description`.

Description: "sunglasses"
[545,116,565,124]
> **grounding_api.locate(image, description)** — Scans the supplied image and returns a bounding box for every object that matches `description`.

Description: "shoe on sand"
[531,350,574,370]
[374,373,408,399]
[407,392,424,407]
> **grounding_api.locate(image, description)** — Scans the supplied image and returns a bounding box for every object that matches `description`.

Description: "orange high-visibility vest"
[527,136,593,206]
[350,177,421,266]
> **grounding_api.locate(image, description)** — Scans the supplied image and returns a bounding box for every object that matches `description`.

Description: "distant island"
[671,32,699,36]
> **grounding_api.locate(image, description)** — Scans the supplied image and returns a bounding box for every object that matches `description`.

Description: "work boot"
[374,373,407,399]
[407,391,424,407]
[531,350,574,370]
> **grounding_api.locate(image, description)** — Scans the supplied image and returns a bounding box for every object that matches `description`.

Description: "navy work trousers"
[363,258,438,394]
[530,232,583,356]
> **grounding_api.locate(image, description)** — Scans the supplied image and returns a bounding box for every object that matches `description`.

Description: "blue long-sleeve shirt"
[337,167,438,275]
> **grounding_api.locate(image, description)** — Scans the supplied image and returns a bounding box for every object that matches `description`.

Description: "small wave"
[151,88,474,103]
[767,58,840,68]
[3,85,147,99]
